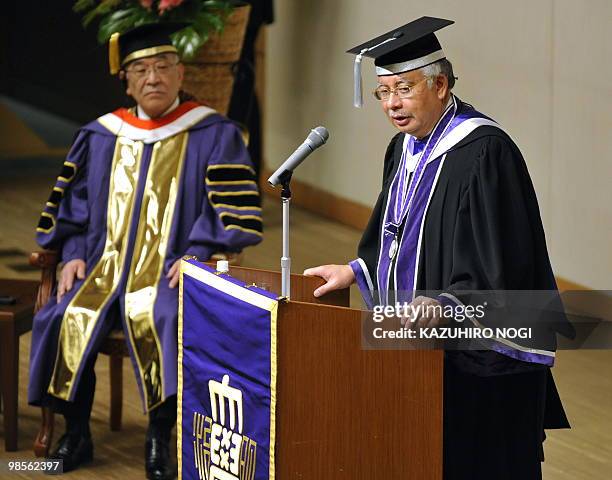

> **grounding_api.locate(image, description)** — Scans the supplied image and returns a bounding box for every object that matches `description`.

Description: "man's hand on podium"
[303,264,355,298]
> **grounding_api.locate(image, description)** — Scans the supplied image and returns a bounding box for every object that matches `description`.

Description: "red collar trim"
[110,101,202,130]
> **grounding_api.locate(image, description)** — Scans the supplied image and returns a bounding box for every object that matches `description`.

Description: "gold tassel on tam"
[109,32,120,75]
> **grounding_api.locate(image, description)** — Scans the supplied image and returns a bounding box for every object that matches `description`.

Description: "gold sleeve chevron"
[219,212,263,236]
[205,163,262,237]
[205,164,257,186]
[37,161,78,234]
[207,190,261,211]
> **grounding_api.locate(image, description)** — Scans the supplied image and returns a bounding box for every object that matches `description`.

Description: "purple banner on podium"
[178,259,278,480]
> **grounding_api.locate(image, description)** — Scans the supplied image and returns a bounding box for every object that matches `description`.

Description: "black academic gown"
[357,102,571,479]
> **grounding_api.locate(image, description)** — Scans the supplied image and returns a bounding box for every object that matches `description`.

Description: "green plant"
[73,0,234,59]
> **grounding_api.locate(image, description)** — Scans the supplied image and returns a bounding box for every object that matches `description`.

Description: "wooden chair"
[30,250,242,457]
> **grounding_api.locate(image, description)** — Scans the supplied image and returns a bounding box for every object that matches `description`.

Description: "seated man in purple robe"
[28,24,262,479]
[304,17,572,480]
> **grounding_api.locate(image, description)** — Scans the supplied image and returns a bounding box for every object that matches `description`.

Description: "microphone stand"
[278,170,293,299]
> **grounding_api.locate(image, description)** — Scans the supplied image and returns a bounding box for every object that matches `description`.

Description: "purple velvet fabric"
[28,112,262,411]
[349,259,374,310]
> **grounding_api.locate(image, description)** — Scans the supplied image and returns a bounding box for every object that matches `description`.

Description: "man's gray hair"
[422,58,456,90]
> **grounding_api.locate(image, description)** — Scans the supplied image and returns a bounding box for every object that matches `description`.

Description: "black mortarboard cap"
[347,16,454,107]
[108,23,187,75]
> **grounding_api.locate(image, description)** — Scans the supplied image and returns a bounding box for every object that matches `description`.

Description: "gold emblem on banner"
[193,375,257,480]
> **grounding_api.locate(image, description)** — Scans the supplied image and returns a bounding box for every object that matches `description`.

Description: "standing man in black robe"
[304,16,571,480]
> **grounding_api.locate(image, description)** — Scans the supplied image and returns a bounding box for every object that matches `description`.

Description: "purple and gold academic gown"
[28,101,262,412]
[349,97,571,479]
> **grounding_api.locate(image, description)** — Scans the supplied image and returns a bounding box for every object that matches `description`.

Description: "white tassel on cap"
[353,49,367,108]
[351,36,400,109]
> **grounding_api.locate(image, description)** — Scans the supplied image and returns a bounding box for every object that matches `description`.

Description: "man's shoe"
[145,431,176,480]
[46,432,93,474]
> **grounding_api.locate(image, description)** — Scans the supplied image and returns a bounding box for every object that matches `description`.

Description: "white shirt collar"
[137,97,180,120]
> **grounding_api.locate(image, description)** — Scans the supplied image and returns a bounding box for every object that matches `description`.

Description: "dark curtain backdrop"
[1,1,274,135]
[1,1,126,124]
[227,0,274,176]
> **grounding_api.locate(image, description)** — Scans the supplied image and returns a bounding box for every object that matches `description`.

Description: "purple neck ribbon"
[389,98,458,230]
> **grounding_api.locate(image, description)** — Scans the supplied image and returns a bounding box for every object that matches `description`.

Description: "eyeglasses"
[126,60,179,79]
[373,77,431,101]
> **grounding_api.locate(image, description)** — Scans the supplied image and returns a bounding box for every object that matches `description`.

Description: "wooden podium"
[217,264,444,479]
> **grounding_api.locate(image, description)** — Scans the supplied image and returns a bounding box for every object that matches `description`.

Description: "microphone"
[267,126,329,186]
